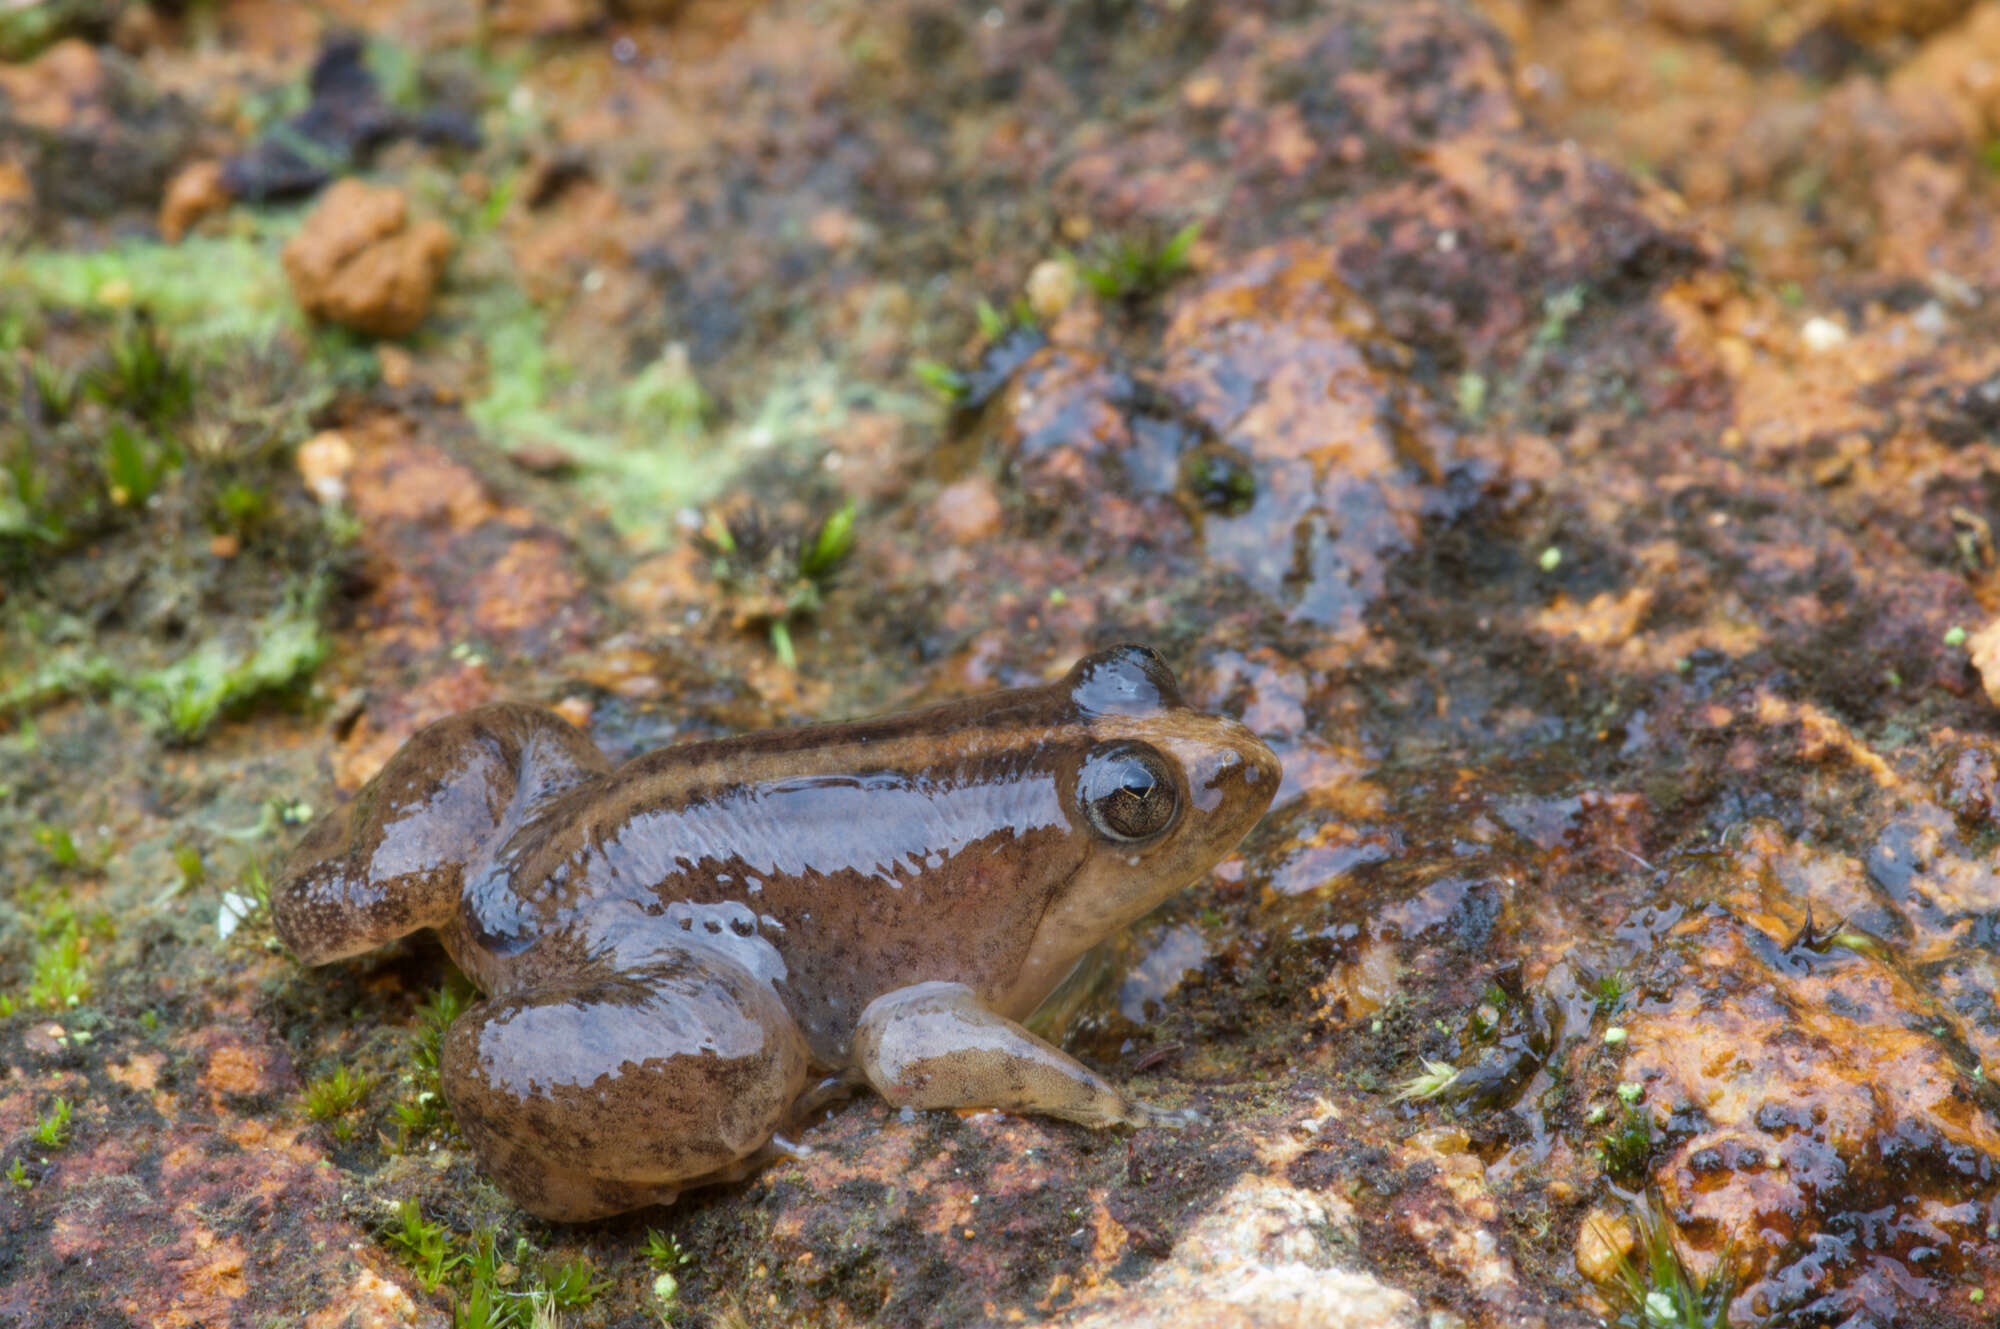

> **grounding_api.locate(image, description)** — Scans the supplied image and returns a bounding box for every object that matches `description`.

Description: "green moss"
[304,1066,378,1137]
[1598,1194,1734,1329]
[386,1198,464,1291]
[1074,221,1201,303]
[25,928,92,1010]
[30,1097,72,1149]
[3,230,303,349]
[392,977,473,1147]
[699,499,860,668]
[30,824,79,870]
[1597,1085,1657,1180]
[1534,285,1588,348]
[130,593,328,740]
[912,358,968,401]
[541,1256,611,1309]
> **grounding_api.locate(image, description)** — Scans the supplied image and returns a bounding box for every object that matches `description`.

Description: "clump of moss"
[0,297,347,742]
[697,500,858,668]
[304,1066,378,1141]
[1072,221,1201,304]
[1595,1194,1734,1329]
[390,978,473,1147]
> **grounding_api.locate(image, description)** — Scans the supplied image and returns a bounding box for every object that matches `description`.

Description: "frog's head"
[1005,644,1279,1014]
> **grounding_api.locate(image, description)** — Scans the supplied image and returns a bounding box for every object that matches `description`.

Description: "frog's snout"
[1178,719,1281,830]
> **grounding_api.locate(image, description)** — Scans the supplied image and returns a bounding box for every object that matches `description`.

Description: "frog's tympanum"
[273,645,1279,1220]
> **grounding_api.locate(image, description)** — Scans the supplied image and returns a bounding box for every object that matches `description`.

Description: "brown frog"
[273,645,1279,1220]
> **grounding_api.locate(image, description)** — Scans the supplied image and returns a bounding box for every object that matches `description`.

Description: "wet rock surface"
[6,0,2000,1326]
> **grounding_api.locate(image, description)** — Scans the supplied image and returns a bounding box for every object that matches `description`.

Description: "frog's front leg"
[852,981,1200,1129]
[440,945,810,1222]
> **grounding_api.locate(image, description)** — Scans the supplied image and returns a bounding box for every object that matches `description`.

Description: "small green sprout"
[174,843,206,890]
[1592,971,1632,1015]
[24,357,77,423]
[973,296,1039,342]
[396,978,472,1145]
[1392,1058,1460,1103]
[1075,221,1201,302]
[1534,285,1587,347]
[1455,371,1488,421]
[1946,625,1969,648]
[212,481,271,534]
[462,1228,508,1290]
[644,1228,692,1270]
[240,858,272,908]
[541,1256,610,1308]
[101,420,180,508]
[27,930,91,1009]
[975,298,1008,341]
[646,1227,693,1320]
[89,314,194,425]
[912,358,968,402]
[1598,1092,1657,1179]
[5,1159,30,1189]
[1596,1194,1734,1329]
[698,501,859,669]
[386,1198,464,1290]
[32,1098,72,1149]
[453,1281,512,1329]
[414,982,472,1075]
[304,1066,377,1134]
[32,824,80,869]
[798,500,857,582]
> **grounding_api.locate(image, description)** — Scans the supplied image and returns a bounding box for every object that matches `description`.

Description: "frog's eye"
[1078,744,1180,843]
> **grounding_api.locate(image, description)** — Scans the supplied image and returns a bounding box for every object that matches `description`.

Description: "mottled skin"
[273,646,1279,1221]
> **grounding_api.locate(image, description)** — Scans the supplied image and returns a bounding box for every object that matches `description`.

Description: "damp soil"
[6,1,2000,1327]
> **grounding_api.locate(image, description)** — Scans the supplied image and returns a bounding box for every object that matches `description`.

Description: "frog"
[272,644,1279,1221]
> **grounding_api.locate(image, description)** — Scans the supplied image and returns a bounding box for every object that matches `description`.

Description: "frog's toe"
[1124,1099,1206,1129]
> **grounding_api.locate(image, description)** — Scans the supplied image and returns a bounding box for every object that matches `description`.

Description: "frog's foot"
[273,703,609,965]
[1123,1100,1207,1129]
[440,946,809,1223]
[853,981,1197,1131]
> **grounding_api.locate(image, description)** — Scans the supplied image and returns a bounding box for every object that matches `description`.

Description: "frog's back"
[458,708,1094,1058]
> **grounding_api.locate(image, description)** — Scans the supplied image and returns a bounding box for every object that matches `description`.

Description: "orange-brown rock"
[280,179,453,338]
[158,159,228,243]
[0,39,111,133]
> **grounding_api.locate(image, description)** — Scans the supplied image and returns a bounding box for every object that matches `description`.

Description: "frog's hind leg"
[272,703,609,964]
[439,946,810,1222]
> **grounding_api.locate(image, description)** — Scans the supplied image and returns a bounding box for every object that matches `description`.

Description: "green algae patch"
[3,227,304,350]
[456,280,922,543]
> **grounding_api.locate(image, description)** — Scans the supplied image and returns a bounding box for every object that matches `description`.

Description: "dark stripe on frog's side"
[462,715,1112,1061]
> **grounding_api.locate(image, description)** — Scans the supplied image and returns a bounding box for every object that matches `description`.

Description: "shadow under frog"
[272,645,1279,1221]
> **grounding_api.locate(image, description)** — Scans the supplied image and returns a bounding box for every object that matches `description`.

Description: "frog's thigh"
[853,981,1196,1130]
[441,947,809,1222]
